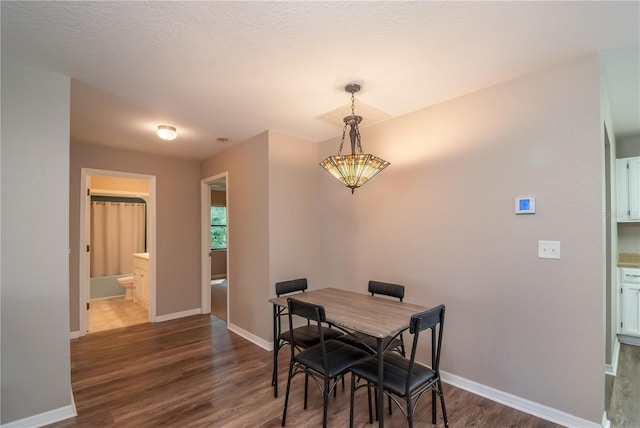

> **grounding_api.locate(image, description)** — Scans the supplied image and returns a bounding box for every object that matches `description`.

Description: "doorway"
[201,173,229,322]
[79,168,157,336]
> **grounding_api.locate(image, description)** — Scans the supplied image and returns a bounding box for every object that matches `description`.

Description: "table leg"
[377,337,384,428]
[272,304,278,397]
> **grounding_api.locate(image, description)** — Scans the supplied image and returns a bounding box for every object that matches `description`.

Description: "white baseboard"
[1,404,76,428]
[441,371,601,428]
[602,411,611,428]
[154,308,201,323]
[605,338,620,376]
[618,334,640,346]
[69,330,81,340]
[227,322,273,351]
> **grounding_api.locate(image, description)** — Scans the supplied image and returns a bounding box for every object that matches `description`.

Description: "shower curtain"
[90,201,146,277]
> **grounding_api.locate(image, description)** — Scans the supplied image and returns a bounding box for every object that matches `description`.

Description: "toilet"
[116,275,134,300]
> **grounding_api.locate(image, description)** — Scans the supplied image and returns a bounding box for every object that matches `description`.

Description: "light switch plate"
[538,240,560,259]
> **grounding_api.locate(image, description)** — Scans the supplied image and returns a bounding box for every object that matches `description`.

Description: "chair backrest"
[287,297,330,366]
[275,279,310,334]
[406,304,445,392]
[276,278,308,297]
[368,280,405,301]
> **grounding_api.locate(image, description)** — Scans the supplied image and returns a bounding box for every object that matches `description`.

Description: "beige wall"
[211,250,227,277]
[268,131,320,289]
[1,64,72,424]
[201,130,319,339]
[211,190,226,205]
[316,54,603,422]
[70,142,201,328]
[201,132,270,337]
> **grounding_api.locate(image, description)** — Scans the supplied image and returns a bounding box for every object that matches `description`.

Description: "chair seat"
[349,353,437,397]
[279,325,343,348]
[296,340,368,378]
[336,332,403,354]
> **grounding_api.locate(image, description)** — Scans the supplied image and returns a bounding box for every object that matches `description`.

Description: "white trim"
[1,405,76,428]
[200,180,212,314]
[69,331,81,340]
[440,371,601,428]
[618,334,640,346]
[605,338,620,376]
[154,308,202,323]
[602,411,611,428]
[200,173,229,319]
[228,322,272,351]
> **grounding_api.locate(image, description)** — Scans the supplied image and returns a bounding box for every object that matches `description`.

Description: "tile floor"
[89,297,148,333]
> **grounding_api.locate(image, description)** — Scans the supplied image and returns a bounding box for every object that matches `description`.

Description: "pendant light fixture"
[320,84,390,194]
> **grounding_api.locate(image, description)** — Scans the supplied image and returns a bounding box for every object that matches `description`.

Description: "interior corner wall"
[1,64,72,424]
[267,130,320,296]
[200,132,270,339]
[318,54,604,423]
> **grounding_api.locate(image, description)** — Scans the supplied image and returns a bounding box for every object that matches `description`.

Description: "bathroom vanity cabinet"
[133,253,150,310]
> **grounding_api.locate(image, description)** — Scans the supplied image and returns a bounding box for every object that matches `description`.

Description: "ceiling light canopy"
[320,84,390,194]
[157,125,177,141]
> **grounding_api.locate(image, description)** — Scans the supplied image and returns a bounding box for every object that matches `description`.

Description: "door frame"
[201,172,229,318]
[79,167,157,336]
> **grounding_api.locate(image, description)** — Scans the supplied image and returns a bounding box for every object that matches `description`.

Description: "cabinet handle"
[627,274,640,278]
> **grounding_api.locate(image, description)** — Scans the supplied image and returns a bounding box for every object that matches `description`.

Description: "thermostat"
[515,197,535,214]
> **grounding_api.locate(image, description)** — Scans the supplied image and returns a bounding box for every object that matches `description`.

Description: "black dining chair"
[272,278,344,397]
[337,280,406,355]
[349,304,448,428]
[282,298,368,428]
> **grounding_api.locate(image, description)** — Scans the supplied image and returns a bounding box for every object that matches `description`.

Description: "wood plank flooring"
[608,344,640,428]
[47,314,562,427]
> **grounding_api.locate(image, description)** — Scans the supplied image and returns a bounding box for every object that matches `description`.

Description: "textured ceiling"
[2,1,639,160]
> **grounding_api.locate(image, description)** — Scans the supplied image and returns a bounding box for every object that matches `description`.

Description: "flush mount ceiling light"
[319,84,390,194]
[156,125,177,141]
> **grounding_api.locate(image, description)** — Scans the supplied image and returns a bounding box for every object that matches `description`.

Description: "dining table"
[269,287,430,428]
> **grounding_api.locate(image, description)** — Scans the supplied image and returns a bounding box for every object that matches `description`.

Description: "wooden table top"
[269,287,429,339]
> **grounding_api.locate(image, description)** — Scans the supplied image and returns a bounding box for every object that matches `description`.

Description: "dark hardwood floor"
[47,314,562,427]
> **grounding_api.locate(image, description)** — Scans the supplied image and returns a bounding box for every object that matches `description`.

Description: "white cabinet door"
[620,268,640,337]
[617,157,640,222]
[133,257,149,310]
[621,284,640,336]
[628,157,640,220]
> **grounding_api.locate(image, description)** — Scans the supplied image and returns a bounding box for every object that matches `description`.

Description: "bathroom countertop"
[133,252,150,260]
[618,253,640,268]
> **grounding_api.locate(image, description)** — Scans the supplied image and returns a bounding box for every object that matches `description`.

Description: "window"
[210,206,227,250]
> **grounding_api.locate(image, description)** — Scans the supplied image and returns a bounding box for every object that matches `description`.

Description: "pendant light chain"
[319,82,390,193]
[337,123,347,155]
[351,91,364,154]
